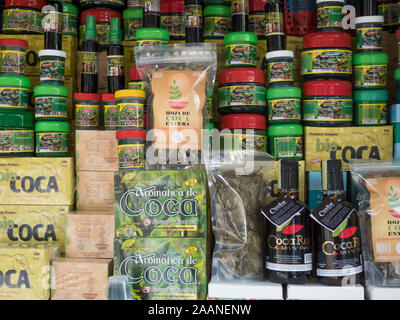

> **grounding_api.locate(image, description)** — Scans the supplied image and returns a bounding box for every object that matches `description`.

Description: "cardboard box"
[65,211,114,259]
[113,237,207,300]
[75,130,118,171]
[0,205,71,253]
[0,158,74,205]
[0,243,59,300]
[76,171,114,211]
[51,258,112,300]
[304,126,393,172]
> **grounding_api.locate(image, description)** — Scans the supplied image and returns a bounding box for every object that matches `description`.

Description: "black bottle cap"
[279,159,299,190]
[321,160,344,192]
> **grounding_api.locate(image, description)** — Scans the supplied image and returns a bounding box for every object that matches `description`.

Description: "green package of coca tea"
[351,160,400,286]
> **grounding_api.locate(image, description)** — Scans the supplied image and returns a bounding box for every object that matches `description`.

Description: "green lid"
[34,85,68,97]
[354,89,388,102]
[204,5,232,18]
[267,86,302,100]
[0,75,30,88]
[135,28,170,41]
[395,67,400,80]
[123,7,143,20]
[0,110,34,129]
[224,32,258,46]
[353,52,388,66]
[84,15,97,41]
[62,3,78,15]
[209,122,214,131]
[109,17,122,44]
[268,124,303,137]
[35,121,70,133]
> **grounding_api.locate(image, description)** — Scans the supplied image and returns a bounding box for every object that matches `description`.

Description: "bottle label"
[81,52,99,75]
[317,6,343,29]
[268,61,294,83]
[118,102,145,129]
[35,96,68,119]
[358,103,387,125]
[220,133,267,152]
[2,9,44,33]
[301,49,352,75]
[40,60,65,82]
[265,12,284,36]
[204,17,232,37]
[0,87,29,109]
[0,130,34,153]
[161,15,185,37]
[273,137,303,158]
[357,27,383,50]
[378,3,399,27]
[63,13,78,36]
[218,85,266,108]
[232,0,249,16]
[185,5,203,28]
[80,24,110,46]
[354,65,387,87]
[303,99,353,122]
[118,144,145,169]
[124,20,142,40]
[104,104,119,127]
[261,196,307,228]
[75,104,100,127]
[268,98,301,121]
[43,11,63,33]
[36,132,68,153]
[107,55,125,77]
[249,13,266,37]
[0,50,26,74]
[143,0,161,12]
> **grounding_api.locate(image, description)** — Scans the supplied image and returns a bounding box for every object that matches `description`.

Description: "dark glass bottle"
[232,0,249,32]
[81,15,98,94]
[107,17,125,94]
[265,0,285,52]
[185,0,203,43]
[143,0,161,28]
[314,160,363,286]
[44,1,63,50]
[265,159,313,284]
[359,0,377,16]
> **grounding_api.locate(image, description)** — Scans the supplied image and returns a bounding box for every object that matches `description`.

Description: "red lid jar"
[220,114,267,130]
[5,0,46,9]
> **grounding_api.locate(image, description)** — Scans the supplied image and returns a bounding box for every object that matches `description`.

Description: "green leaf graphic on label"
[332,218,348,237]
[169,80,182,100]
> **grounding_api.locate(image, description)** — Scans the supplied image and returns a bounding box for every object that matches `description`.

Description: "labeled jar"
[129,67,146,91]
[102,94,118,130]
[396,67,400,102]
[35,121,69,157]
[34,84,68,121]
[62,2,78,37]
[0,75,30,110]
[224,32,258,68]
[218,67,266,115]
[123,8,143,41]
[249,0,266,39]
[116,89,146,130]
[204,5,232,39]
[355,16,384,52]
[74,93,100,130]
[266,50,294,88]
[161,0,185,41]
[128,0,142,8]
[301,32,352,81]
[354,52,388,89]
[116,130,146,171]
[267,86,301,125]
[316,0,344,32]
[39,50,66,85]
[220,113,267,152]
[302,80,353,127]
[79,0,125,11]
[354,89,388,126]
[0,39,28,75]
[0,110,34,157]
[378,0,399,31]
[2,0,45,34]
[135,28,170,46]
[268,124,303,160]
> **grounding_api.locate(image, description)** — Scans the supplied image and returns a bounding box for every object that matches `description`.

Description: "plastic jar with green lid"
[62,2,78,37]
[0,39,28,75]
[354,89,388,126]
[116,130,146,171]
[354,52,388,89]
[2,0,45,34]
[355,16,384,52]
[102,94,118,131]
[123,8,143,41]
[316,0,344,32]
[224,32,258,68]
[204,5,232,39]
[267,86,301,125]
[268,124,303,160]
[39,50,66,85]
[0,110,34,157]
[34,85,68,121]
[74,93,101,130]
[116,89,146,130]
[0,75,30,110]
[35,121,69,157]
[135,28,170,47]
[266,50,294,88]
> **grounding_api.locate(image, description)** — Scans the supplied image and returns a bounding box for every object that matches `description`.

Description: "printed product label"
[118,102,145,129]
[2,9,44,33]
[0,50,26,74]
[268,61,294,83]
[273,136,303,158]
[185,5,203,28]
[225,44,257,66]
[128,81,147,91]
[143,0,161,12]
[35,96,67,119]
[75,104,100,127]
[301,49,352,75]
[268,98,301,121]
[124,20,142,40]
[128,0,142,7]
[107,55,125,77]
[204,17,232,37]
[104,104,119,127]
[0,87,29,109]
[161,15,185,37]
[354,65,387,87]
[317,6,343,29]
[357,27,383,50]
[118,144,145,169]
[206,96,213,119]
[378,3,399,27]
[0,130,34,153]
[249,14,266,36]
[81,0,124,4]
[43,11,63,33]
[80,25,109,46]
[232,0,249,16]
[63,13,77,36]
[81,52,98,74]
[136,40,168,47]
[218,85,266,108]
[265,12,284,35]
[358,103,387,125]
[36,132,68,153]
[303,99,353,122]
[220,133,267,152]
[40,60,65,81]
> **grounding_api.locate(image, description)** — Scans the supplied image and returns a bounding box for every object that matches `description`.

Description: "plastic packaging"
[0,75,30,110]
[116,89,146,130]
[204,5,232,39]
[354,52,388,89]
[267,86,301,124]
[116,130,146,171]
[355,16,384,52]
[2,0,45,34]
[35,121,69,157]
[0,39,28,75]
[316,0,344,31]
[268,124,303,160]
[128,67,146,91]
[39,50,66,85]
[224,32,257,68]
[123,8,143,41]
[34,84,68,121]
[266,50,294,88]
[74,93,101,130]
[354,89,388,126]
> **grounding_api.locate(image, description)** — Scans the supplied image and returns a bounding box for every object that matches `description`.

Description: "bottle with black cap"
[262,159,312,284]
[43,1,63,50]
[81,15,98,94]
[360,0,377,16]
[311,160,363,286]
[143,0,161,28]
[184,0,203,43]
[107,17,125,93]
[232,0,249,32]
[265,0,285,52]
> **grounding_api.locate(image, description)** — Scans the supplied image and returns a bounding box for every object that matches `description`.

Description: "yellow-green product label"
[81,51,98,75]
[301,49,352,75]
[107,55,125,77]
[40,60,65,81]
[0,130,34,153]
[378,2,400,27]
[357,27,383,50]
[0,87,29,109]
[35,96,67,119]
[2,9,44,33]
[272,136,303,158]
[0,50,26,74]
[63,12,77,36]
[249,13,266,36]
[303,98,353,122]
[128,81,147,91]
[225,44,257,66]
[124,19,142,40]
[118,143,145,169]
[354,65,387,87]
[185,5,203,28]
[36,132,68,153]
[221,133,267,152]
[75,104,100,127]
[317,6,343,29]
[118,102,145,128]
[204,17,232,37]
[268,61,294,83]
[136,40,168,47]
[218,85,266,108]
[268,98,301,121]
[358,103,387,125]
[104,104,119,127]
[265,12,284,35]
[80,24,109,46]
[161,15,185,37]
